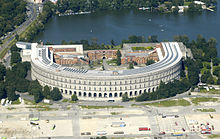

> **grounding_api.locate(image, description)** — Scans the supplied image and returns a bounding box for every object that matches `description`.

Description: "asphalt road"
[0,2,38,59]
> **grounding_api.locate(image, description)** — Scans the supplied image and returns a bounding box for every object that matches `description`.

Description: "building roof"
[29,42,182,79]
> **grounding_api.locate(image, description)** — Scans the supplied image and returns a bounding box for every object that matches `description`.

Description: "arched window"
[139,90,142,95]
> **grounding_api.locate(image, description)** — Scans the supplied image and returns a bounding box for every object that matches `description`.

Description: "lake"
[35,3,220,56]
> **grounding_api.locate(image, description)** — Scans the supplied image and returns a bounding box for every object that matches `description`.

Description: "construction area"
[80,116,151,136]
[1,94,220,138]
[0,119,73,138]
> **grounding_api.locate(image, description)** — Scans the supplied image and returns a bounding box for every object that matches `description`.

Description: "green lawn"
[190,97,218,105]
[107,59,117,65]
[199,88,220,94]
[79,105,124,109]
[7,107,16,110]
[111,112,121,115]
[62,99,69,102]
[131,46,153,51]
[142,99,191,107]
[196,108,216,112]
[201,62,211,75]
[12,99,21,105]
[208,134,220,138]
[26,106,57,111]
[184,1,192,6]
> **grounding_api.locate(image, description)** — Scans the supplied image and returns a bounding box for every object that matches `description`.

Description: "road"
[0,2,39,59]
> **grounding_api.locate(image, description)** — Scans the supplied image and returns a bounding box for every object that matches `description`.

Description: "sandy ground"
[156,115,189,134]
[80,116,151,136]
[0,120,73,138]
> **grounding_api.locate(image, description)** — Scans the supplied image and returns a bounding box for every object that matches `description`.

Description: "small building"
[194,1,205,5]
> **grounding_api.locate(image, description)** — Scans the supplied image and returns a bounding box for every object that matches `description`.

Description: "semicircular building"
[17,42,186,101]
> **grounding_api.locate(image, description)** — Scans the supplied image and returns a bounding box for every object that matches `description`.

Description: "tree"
[51,87,62,101]
[213,58,220,66]
[10,45,21,53]
[116,50,121,66]
[42,85,51,99]
[180,69,186,77]
[6,86,19,101]
[111,39,115,46]
[71,94,78,101]
[148,35,158,43]
[10,52,21,65]
[146,59,155,66]
[122,93,129,102]
[217,78,220,85]
[128,62,134,69]
[32,88,44,103]
[28,80,42,95]
[0,82,6,99]
[173,6,179,14]
[15,78,29,92]
[0,63,6,81]
[116,49,121,57]
[15,33,19,40]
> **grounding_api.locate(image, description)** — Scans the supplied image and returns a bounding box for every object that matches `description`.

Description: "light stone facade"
[26,42,183,101]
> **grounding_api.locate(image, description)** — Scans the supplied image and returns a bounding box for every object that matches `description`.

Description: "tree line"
[0,45,62,103]
[174,35,220,85]
[0,0,27,38]
[19,1,55,42]
[136,35,219,102]
[56,0,217,14]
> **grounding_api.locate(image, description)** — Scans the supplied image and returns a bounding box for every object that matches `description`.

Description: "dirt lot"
[0,119,73,138]
[80,116,151,136]
[185,114,220,133]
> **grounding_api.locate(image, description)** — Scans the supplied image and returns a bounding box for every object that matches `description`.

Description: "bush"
[71,94,78,101]
[122,93,129,102]
[51,88,62,101]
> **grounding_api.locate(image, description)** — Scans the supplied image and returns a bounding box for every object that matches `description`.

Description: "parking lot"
[156,115,189,134]
[80,116,151,136]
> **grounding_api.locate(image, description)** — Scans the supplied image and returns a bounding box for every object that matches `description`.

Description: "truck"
[139,127,149,131]
[111,122,126,127]
[114,131,124,134]
[30,121,39,125]
[172,132,183,136]
[30,117,39,121]
[97,131,107,135]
